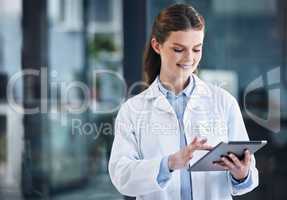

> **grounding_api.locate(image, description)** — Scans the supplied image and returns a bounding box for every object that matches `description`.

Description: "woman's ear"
[151,38,161,54]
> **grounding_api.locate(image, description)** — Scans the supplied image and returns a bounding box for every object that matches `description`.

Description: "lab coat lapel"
[183,74,212,145]
[145,79,180,156]
[144,75,213,156]
[144,78,174,113]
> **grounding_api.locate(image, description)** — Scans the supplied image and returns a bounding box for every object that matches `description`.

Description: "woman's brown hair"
[143,3,205,85]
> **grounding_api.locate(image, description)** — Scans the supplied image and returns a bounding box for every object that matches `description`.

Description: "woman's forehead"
[165,30,204,46]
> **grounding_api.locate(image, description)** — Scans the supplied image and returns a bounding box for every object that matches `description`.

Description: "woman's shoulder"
[202,79,238,107]
[117,87,152,115]
[211,83,235,99]
[194,75,236,102]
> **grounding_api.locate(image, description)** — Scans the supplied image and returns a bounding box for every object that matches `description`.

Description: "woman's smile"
[176,63,194,69]
[151,29,204,85]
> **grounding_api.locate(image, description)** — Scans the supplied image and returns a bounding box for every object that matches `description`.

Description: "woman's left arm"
[223,96,259,196]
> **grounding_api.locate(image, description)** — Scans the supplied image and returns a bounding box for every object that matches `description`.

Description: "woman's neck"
[159,73,190,95]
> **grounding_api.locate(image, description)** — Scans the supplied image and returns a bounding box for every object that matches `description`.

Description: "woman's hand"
[168,136,213,171]
[214,150,251,181]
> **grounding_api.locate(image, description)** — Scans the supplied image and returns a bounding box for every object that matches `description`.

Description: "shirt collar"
[157,75,195,98]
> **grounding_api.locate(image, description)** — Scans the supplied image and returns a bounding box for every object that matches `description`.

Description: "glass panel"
[0,0,23,199]
[47,0,124,199]
[0,115,7,172]
[84,0,124,198]
[87,0,124,113]
[0,0,22,101]
[47,0,89,193]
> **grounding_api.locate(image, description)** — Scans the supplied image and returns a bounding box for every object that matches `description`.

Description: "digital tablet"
[188,140,267,172]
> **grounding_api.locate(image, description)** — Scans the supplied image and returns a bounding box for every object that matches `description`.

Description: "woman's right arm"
[108,103,213,196]
[108,104,166,197]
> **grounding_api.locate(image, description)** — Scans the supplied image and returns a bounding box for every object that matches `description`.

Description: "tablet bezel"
[188,140,267,172]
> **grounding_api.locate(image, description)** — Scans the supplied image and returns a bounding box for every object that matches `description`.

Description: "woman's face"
[152,29,204,81]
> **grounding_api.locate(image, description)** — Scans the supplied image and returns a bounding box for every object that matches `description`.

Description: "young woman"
[109,4,258,200]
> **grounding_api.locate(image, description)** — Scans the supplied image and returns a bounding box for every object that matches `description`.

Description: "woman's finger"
[199,137,207,144]
[189,137,202,149]
[213,160,225,165]
[221,156,236,170]
[188,137,212,152]
[243,149,251,166]
[227,153,242,168]
[191,136,199,145]
[200,143,213,150]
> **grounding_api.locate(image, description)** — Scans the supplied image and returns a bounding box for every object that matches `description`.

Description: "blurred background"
[0,0,286,199]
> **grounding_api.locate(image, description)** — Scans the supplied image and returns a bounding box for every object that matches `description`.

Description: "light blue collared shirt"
[156,75,253,198]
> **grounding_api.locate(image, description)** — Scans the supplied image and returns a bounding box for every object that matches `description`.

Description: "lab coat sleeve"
[226,97,259,196]
[157,156,173,187]
[108,103,168,197]
[230,170,253,189]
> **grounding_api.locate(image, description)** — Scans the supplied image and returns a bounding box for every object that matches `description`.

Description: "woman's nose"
[184,50,195,62]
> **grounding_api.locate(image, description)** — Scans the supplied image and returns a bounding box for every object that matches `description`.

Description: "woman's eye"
[173,48,184,53]
[193,49,201,53]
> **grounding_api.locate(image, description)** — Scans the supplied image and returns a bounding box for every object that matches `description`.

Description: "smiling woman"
[144,4,205,87]
[108,3,259,200]
[150,30,204,94]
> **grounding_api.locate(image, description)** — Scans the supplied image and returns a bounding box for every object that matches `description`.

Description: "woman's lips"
[177,64,193,69]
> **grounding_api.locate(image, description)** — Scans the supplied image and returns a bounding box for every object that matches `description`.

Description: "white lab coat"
[108,75,258,200]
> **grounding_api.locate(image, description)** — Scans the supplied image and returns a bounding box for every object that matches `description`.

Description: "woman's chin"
[177,65,196,74]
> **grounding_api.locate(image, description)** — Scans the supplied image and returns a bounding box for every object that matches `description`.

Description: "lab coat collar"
[157,75,195,97]
[144,74,211,113]
[144,74,211,100]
